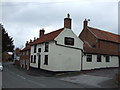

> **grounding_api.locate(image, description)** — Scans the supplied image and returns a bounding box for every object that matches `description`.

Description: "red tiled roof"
[31,28,64,45]
[88,27,120,43]
[21,42,33,51]
[22,46,30,51]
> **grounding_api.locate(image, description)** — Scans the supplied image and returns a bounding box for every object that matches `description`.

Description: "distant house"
[20,41,32,70]
[79,19,120,70]
[14,48,21,65]
[29,14,83,72]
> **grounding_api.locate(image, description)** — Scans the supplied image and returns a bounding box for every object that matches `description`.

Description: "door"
[38,55,41,69]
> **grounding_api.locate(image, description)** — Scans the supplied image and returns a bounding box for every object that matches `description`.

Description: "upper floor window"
[38,48,41,53]
[45,42,49,52]
[97,55,101,62]
[64,37,74,46]
[106,55,110,62]
[34,45,37,53]
[86,55,92,62]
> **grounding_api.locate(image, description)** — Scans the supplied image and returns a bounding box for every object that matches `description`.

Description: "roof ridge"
[31,28,64,45]
[88,26,119,36]
[41,27,64,37]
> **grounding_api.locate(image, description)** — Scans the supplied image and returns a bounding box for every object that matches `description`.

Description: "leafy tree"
[1,24,14,52]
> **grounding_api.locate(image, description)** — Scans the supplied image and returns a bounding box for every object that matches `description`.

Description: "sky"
[1,0,119,49]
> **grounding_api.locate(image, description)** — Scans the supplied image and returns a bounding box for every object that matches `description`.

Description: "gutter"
[55,41,83,51]
[81,52,84,71]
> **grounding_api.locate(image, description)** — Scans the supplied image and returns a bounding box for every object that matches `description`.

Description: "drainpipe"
[81,50,84,71]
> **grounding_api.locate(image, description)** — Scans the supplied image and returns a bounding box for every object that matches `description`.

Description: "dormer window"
[64,37,74,45]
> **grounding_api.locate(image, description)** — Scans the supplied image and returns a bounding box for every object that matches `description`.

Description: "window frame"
[38,48,41,53]
[64,37,74,46]
[106,55,110,62]
[44,55,48,65]
[86,54,92,62]
[97,55,101,62]
[45,42,49,52]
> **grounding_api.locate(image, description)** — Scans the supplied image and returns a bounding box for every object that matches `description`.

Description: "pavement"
[2,62,120,88]
[59,68,120,88]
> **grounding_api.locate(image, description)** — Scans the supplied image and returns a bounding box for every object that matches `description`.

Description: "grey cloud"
[2,1,118,48]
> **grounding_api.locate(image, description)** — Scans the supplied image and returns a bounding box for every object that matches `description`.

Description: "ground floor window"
[44,55,48,65]
[106,56,110,62]
[34,55,36,63]
[97,55,101,62]
[86,55,92,62]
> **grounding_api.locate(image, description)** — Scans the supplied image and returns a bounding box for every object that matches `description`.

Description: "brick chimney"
[39,28,45,38]
[83,19,89,29]
[64,13,72,29]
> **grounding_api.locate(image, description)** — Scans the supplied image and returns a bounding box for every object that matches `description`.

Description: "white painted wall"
[30,28,83,71]
[55,28,83,49]
[41,41,82,71]
[82,54,119,70]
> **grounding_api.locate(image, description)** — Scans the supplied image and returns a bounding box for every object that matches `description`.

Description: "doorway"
[38,55,41,69]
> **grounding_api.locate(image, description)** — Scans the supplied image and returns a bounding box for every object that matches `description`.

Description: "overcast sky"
[1,0,119,49]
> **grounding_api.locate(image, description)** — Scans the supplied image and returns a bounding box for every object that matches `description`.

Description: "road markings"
[27,79,46,88]
[5,68,8,71]
[5,65,46,88]
[17,74,26,80]
[6,67,26,80]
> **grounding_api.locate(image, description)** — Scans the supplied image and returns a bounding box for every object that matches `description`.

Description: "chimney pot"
[39,28,45,38]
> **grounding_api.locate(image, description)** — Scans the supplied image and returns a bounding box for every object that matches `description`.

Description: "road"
[2,62,95,88]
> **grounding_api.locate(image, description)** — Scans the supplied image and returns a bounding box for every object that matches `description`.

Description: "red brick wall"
[20,50,30,65]
[79,29,98,49]
[79,28,119,55]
